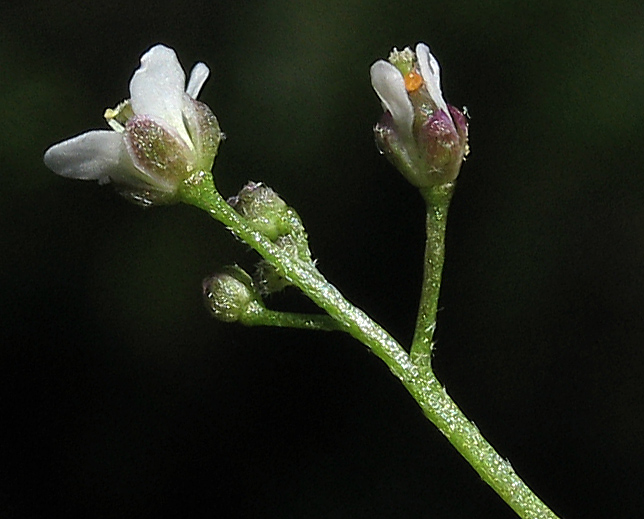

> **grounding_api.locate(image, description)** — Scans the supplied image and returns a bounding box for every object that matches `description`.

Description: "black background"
[2,0,644,517]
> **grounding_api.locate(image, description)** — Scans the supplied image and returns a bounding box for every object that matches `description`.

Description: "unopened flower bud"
[253,233,313,294]
[44,44,223,206]
[228,182,306,243]
[371,43,469,188]
[228,183,313,294]
[202,266,263,323]
[255,259,291,295]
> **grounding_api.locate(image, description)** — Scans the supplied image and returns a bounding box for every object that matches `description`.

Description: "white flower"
[44,44,222,205]
[369,43,468,187]
[370,43,450,137]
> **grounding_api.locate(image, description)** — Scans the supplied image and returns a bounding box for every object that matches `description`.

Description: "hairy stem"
[243,306,344,332]
[411,183,454,365]
[180,172,561,519]
[181,172,416,379]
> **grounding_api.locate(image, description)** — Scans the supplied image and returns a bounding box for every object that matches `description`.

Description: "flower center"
[404,70,424,93]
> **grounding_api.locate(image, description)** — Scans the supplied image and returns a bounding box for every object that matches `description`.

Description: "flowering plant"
[44,43,561,519]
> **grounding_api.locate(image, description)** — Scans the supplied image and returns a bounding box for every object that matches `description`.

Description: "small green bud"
[253,232,315,294]
[255,259,291,295]
[228,182,314,294]
[227,182,296,241]
[228,181,313,257]
[202,266,263,323]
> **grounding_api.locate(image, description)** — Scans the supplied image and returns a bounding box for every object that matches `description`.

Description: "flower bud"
[228,182,314,295]
[228,182,307,245]
[255,259,291,295]
[253,233,312,294]
[202,266,263,323]
[371,43,469,188]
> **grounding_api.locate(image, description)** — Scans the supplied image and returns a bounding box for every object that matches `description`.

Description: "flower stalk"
[202,265,340,331]
[410,183,455,367]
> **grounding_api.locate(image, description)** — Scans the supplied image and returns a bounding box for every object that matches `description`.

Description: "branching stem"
[180,172,561,519]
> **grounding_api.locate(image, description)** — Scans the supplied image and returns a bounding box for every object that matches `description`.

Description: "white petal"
[44,130,130,184]
[186,62,210,98]
[129,45,189,141]
[415,43,448,115]
[370,60,414,136]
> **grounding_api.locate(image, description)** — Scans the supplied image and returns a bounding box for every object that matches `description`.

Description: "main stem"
[180,172,561,519]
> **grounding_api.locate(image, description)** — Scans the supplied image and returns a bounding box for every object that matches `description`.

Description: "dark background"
[2,0,644,517]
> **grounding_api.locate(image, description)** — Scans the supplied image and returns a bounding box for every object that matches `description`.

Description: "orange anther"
[404,70,424,92]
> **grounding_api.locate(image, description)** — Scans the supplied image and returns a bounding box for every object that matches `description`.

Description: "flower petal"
[44,130,131,185]
[415,43,448,115]
[186,62,210,99]
[129,45,189,143]
[370,60,414,136]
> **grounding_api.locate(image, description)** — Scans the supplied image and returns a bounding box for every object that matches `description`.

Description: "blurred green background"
[3,0,644,517]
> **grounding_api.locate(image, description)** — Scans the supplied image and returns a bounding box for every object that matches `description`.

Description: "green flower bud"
[227,182,297,241]
[202,266,263,323]
[229,182,312,255]
[255,259,291,295]
[254,232,316,294]
[228,182,314,294]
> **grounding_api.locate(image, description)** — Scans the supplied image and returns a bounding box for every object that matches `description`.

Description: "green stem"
[180,172,561,519]
[411,183,455,366]
[408,371,560,519]
[181,172,416,379]
[242,305,344,332]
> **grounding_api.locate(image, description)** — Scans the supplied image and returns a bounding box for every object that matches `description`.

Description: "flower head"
[44,44,222,205]
[370,43,468,188]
